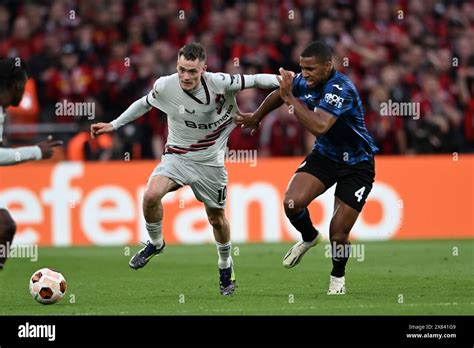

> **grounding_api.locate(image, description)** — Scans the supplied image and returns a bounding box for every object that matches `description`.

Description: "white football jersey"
[146,72,262,166]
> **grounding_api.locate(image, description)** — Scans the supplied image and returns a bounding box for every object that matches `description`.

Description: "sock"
[216,241,232,269]
[146,221,163,248]
[330,241,351,277]
[0,223,16,267]
[287,208,318,242]
[0,241,9,266]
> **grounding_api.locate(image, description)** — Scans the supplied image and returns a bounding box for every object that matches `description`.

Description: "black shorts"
[295,150,375,212]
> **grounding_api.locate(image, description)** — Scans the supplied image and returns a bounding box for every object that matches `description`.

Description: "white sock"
[146,221,163,248]
[216,241,232,269]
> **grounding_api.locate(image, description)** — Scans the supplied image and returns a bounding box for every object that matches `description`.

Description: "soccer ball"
[29,268,67,305]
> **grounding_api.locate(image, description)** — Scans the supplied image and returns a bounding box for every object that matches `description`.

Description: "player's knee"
[0,210,16,240]
[208,213,225,230]
[2,221,16,240]
[329,226,349,244]
[142,187,165,207]
[283,195,306,217]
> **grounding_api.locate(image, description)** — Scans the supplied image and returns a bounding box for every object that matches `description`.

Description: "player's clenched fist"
[277,67,295,103]
[36,135,63,159]
[234,110,261,135]
[90,123,114,139]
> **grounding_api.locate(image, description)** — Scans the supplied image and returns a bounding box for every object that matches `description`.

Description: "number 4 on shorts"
[354,186,366,202]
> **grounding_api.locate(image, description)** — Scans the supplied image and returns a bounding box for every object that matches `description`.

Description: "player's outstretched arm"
[91,96,152,138]
[0,135,62,166]
[235,89,284,135]
[211,71,290,92]
[242,74,280,90]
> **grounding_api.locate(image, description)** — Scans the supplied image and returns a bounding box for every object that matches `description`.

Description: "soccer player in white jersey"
[0,58,62,270]
[91,43,279,295]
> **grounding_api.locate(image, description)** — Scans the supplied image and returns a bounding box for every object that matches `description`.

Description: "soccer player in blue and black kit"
[236,41,378,294]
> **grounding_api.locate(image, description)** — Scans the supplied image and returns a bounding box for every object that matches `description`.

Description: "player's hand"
[91,122,114,139]
[36,135,63,159]
[234,110,261,135]
[277,68,295,103]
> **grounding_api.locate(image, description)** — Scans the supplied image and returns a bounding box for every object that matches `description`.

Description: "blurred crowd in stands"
[1,0,473,160]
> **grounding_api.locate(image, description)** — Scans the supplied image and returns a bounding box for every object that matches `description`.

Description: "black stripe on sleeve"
[146,94,153,107]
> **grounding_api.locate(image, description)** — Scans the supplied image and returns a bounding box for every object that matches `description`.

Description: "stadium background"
[0,0,472,321]
[0,0,473,246]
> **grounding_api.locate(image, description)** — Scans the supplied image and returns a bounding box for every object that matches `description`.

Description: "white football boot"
[327,275,346,295]
[282,232,323,268]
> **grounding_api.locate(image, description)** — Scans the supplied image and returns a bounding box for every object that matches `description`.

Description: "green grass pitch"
[0,240,472,315]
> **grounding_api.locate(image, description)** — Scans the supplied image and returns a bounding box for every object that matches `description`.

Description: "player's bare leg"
[129,175,180,270]
[282,173,326,268]
[0,209,16,270]
[143,174,180,236]
[206,206,235,295]
[206,207,230,243]
[327,197,360,295]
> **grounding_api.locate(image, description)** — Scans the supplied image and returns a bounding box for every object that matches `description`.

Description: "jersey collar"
[327,68,336,80]
[311,68,336,91]
[182,76,210,105]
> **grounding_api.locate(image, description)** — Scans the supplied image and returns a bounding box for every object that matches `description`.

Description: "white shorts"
[150,154,228,209]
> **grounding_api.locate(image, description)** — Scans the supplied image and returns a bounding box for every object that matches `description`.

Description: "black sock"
[0,227,15,268]
[287,208,318,242]
[330,241,351,277]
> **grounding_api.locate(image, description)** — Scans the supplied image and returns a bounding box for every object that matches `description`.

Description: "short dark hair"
[0,57,28,89]
[301,41,333,62]
[178,42,206,62]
